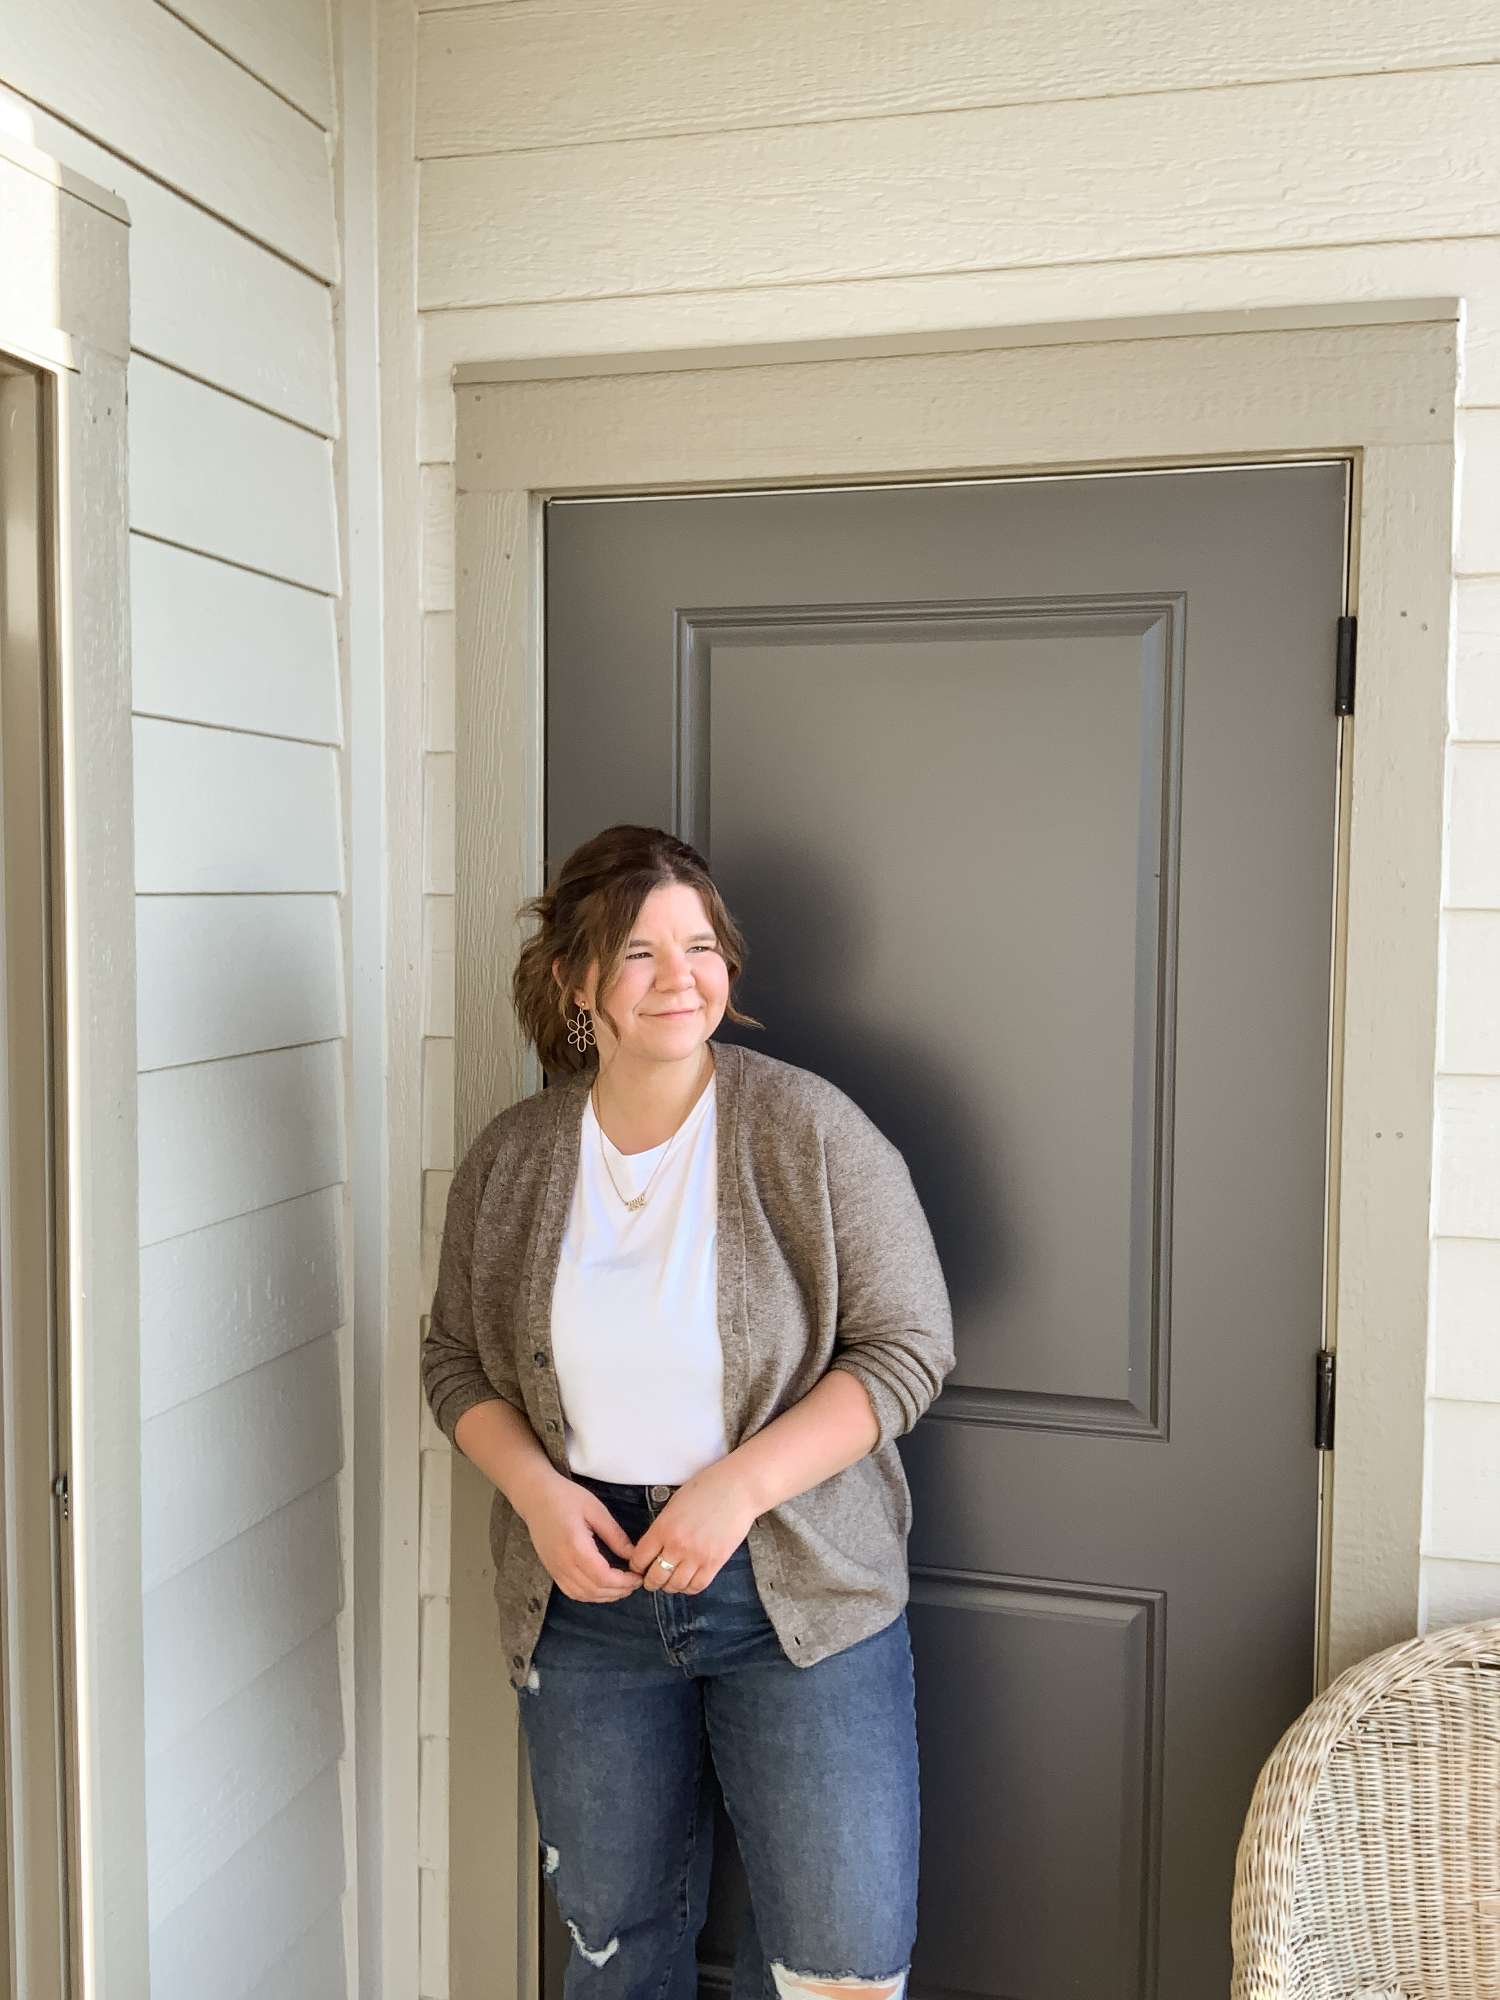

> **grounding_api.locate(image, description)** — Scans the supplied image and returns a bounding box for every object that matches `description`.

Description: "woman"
[422,823,955,2000]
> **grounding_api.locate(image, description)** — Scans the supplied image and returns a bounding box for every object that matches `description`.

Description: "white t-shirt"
[551,1070,730,1482]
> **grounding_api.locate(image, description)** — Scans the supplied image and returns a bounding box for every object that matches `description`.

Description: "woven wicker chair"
[1230,1617,1500,1999]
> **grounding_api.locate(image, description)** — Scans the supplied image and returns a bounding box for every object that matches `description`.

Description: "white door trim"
[0,129,147,2000]
[445,308,1457,2000]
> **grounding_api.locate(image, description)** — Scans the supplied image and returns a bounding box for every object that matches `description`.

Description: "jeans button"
[648,1484,671,1502]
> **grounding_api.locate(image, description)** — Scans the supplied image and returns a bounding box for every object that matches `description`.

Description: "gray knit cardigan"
[421,1039,956,1690]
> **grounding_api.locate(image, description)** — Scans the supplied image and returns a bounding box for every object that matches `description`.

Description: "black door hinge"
[1335,615,1357,716]
[51,1471,69,1520]
[1315,1351,1336,1451]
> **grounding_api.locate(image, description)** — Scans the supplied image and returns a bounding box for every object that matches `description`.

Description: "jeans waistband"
[570,1473,681,1499]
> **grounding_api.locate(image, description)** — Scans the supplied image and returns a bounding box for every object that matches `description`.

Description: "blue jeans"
[515,1474,920,2000]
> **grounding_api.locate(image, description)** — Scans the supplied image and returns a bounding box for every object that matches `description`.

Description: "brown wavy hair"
[513,824,764,1077]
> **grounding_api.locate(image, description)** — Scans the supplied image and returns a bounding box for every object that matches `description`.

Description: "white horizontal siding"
[143,1481,342,1752]
[132,539,341,744]
[424,611,455,752]
[417,1735,448,1870]
[1425,1400,1500,1562]
[0,0,335,272]
[138,1042,346,1246]
[418,66,1500,310]
[1454,578,1500,739]
[416,0,1500,156]
[3,0,350,1987]
[421,1037,455,1173]
[424,894,455,1036]
[128,358,339,591]
[148,1768,345,2000]
[143,1621,343,1922]
[160,0,334,127]
[136,895,345,1072]
[1424,1557,1500,1627]
[420,1865,449,1999]
[133,719,343,895]
[242,1905,347,2000]
[140,1335,342,1592]
[1,93,334,431]
[1433,1077,1500,1240]
[140,1184,344,1419]
[1428,1238,1500,1403]
[1440,913,1500,1073]
[1458,409,1500,573]
[420,461,454,607]
[414,237,1500,462]
[424,754,454,895]
[1447,745,1500,904]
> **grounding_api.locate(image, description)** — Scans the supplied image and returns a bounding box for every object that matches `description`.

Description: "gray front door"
[542,463,1347,2000]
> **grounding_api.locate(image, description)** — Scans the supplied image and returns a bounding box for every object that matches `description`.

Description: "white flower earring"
[567,1007,596,1054]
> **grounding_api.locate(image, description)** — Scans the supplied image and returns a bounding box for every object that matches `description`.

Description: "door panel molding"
[449,310,1456,2000]
[909,1564,1167,2000]
[675,592,1184,1441]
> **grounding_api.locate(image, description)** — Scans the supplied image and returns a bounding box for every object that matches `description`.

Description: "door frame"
[0,127,147,2000]
[446,307,1457,2000]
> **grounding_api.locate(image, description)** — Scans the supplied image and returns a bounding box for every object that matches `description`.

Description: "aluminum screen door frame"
[446,309,1457,2000]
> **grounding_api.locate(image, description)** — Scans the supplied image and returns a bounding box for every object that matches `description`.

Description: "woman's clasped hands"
[519,1458,761,1603]
[628,1460,762,1595]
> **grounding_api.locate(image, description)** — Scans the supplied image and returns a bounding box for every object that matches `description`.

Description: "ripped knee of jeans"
[537,1839,620,1969]
[565,1918,620,1967]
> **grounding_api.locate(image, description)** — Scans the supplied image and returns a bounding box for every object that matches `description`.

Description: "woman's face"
[559,880,730,1068]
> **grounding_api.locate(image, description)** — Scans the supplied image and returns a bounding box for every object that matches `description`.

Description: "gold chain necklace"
[591,1050,711,1213]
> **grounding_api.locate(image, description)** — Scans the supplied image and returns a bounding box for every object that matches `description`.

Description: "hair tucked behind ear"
[512,824,764,1078]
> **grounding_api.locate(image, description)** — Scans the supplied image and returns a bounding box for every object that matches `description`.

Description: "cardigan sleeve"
[821,1094,956,1452]
[421,1121,523,1447]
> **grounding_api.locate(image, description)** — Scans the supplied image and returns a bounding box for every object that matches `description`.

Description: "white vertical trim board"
[0,137,148,2000]
[367,0,428,1990]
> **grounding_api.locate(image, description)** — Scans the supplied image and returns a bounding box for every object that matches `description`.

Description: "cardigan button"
[533,1351,547,1366]
[529,1597,542,1612]
[511,1654,523,1668]
[545,1420,558,1431]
